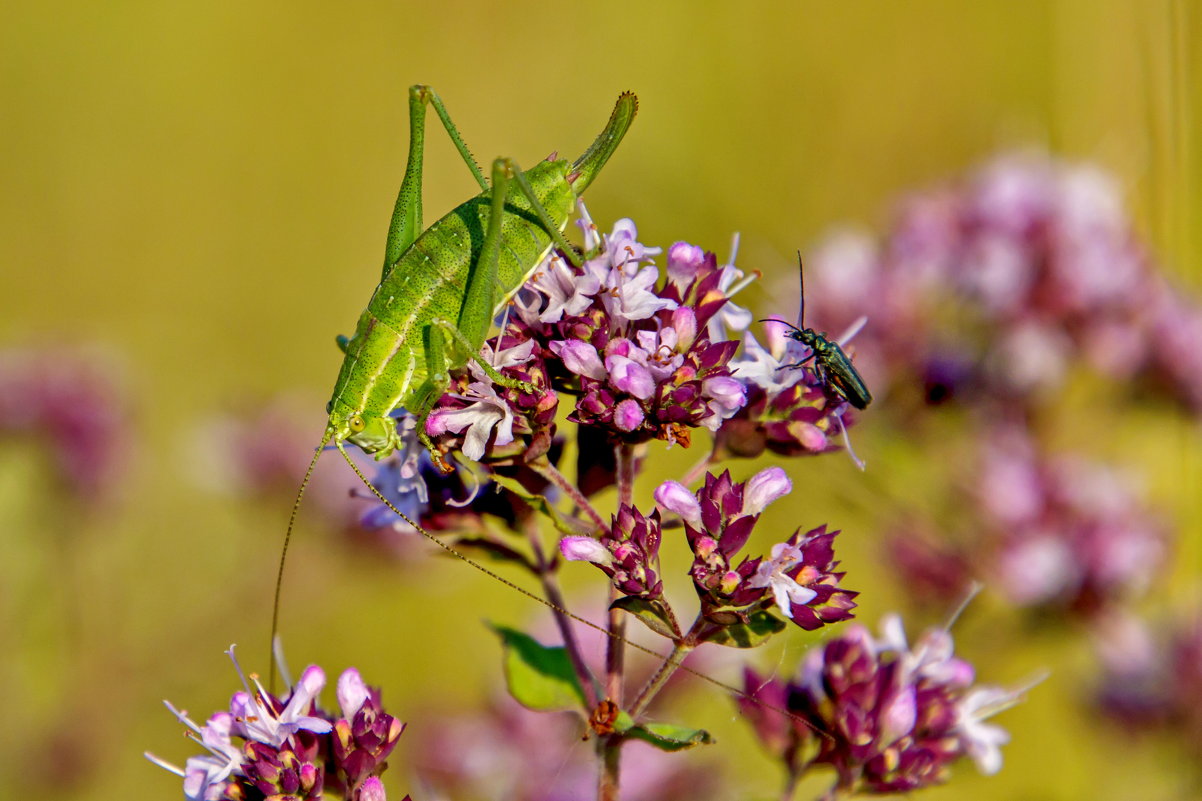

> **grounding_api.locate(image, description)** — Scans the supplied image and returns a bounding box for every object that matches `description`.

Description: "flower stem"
[605,586,626,706]
[780,770,799,801]
[680,449,714,486]
[598,733,622,801]
[529,457,608,532]
[629,640,695,719]
[779,751,809,801]
[599,442,639,801]
[524,517,600,709]
[616,443,637,508]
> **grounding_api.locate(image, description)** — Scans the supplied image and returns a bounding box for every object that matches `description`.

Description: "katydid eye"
[349,415,366,433]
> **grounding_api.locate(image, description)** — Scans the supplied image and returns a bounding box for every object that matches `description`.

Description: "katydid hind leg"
[454,154,586,347]
[382,87,431,278]
[383,86,491,279]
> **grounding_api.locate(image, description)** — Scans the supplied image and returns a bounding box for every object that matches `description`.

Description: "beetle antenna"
[796,251,807,329]
[759,317,802,334]
[269,428,332,692]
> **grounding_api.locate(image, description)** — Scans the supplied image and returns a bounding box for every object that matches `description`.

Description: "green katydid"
[271,85,637,677]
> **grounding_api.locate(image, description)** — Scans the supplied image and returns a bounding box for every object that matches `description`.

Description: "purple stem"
[530,457,608,532]
[599,442,639,800]
[524,516,600,709]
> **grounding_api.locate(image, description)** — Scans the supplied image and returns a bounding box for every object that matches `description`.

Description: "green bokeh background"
[1,2,1198,799]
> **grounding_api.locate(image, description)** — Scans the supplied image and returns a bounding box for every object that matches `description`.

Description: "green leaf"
[490,624,586,711]
[614,710,714,751]
[610,596,680,640]
[489,473,591,538]
[699,610,786,648]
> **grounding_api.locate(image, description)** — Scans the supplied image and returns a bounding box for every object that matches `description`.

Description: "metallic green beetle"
[776,253,872,410]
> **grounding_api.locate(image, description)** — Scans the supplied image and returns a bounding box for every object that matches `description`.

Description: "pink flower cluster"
[0,346,128,501]
[799,152,1202,409]
[740,615,1027,794]
[976,428,1167,615]
[1094,610,1202,755]
[886,426,1167,620]
[562,467,857,633]
[147,649,405,801]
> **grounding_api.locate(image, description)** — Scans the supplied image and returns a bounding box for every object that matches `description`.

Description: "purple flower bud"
[612,541,636,561]
[613,399,645,432]
[944,657,977,688]
[360,776,388,801]
[667,241,708,285]
[296,665,326,703]
[654,480,703,529]
[878,684,918,746]
[671,306,698,350]
[703,376,746,418]
[548,340,607,380]
[559,536,613,565]
[299,761,319,792]
[797,422,828,451]
[606,354,655,399]
[719,570,742,594]
[338,668,370,720]
[743,467,792,516]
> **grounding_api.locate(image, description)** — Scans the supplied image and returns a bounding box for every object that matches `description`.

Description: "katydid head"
[327,402,403,458]
[345,415,403,457]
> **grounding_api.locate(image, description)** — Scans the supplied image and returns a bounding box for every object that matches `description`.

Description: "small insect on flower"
[771,253,873,411]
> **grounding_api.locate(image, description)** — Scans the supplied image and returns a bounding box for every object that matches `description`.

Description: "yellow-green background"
[1,2,1198,799]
